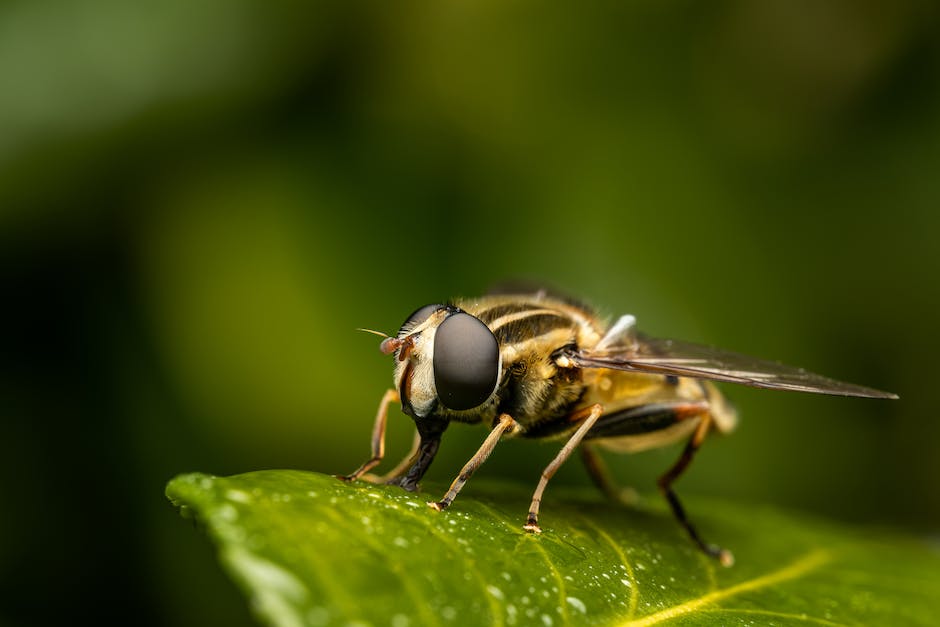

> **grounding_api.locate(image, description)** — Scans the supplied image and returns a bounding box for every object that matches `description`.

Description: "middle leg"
[578,400,711,503]
[428,414,518,511]
[524,403,604,533]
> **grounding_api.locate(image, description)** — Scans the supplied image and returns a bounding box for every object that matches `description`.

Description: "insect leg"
[524,403,604,533]
[336,389,399,483]
[373,430,421,483]
[580,444,637,505]
[428,414,518,511]
[390,434,442,492]
[658,412,735,567]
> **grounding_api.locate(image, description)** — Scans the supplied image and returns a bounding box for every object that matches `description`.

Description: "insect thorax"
[451,294,603,434]
[496,346,586,434]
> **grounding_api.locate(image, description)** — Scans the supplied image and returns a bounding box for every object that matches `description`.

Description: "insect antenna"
[357,328,405,355]
[356,328,390,339]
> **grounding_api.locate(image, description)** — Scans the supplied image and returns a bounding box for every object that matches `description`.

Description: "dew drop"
[227,489,252,503]
[217,504,238,522]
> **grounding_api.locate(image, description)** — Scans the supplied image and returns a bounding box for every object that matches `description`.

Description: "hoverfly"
[339,291,897,565]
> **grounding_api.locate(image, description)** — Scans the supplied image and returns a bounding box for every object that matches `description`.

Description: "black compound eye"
[398,304,443,336]
[433,312,500,410]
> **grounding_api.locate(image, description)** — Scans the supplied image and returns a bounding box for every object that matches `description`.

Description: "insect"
[338,290,897,565]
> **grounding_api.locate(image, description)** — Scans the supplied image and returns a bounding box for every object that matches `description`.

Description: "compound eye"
[433,312,500,410]
[398,304,443,336]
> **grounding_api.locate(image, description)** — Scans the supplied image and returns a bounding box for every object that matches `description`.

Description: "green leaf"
[167,470,939,626]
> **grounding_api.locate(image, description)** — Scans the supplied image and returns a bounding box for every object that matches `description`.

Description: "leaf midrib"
[619,549,832,626]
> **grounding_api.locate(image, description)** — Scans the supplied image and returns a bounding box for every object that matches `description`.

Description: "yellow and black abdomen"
[579,369,738,453]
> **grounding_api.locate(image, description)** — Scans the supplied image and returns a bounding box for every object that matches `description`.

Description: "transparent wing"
[566,335,898,399]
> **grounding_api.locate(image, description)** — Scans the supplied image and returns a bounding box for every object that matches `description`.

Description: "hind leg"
[658,412,734,567]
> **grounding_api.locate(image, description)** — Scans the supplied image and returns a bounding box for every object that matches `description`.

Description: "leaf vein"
[696,608,851,626]
[393,504,506,627]
[619,548,832,626]
[475,502,572,625]
[579,516,639,620]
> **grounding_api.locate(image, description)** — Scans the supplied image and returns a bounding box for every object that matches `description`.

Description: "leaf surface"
[167,470,939,626]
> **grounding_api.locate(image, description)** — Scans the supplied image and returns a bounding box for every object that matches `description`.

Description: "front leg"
[386,434,443,492]
[368,430,420,483]
[336,389,399,483]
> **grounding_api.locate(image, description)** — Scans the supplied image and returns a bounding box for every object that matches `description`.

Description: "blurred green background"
[2,1,938,625]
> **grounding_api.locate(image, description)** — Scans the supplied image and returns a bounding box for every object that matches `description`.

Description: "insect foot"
[427,501,447,512]
[386,476,420,492]
[522,518,543,534]
[717,548,735,568]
